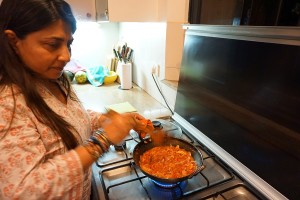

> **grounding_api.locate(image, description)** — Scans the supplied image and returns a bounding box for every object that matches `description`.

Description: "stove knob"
[152,120,163,129]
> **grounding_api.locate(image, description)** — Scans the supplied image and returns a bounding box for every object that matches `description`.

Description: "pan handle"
[188,165,205,179]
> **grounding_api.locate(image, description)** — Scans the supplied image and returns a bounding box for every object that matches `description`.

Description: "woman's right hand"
[126,113,154,138]
[99,110,154,144]
[100,110,133,145]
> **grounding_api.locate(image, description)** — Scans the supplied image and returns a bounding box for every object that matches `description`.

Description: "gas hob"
[93,119,265,200]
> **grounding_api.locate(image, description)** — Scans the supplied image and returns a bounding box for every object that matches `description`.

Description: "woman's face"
[11,20,73,80]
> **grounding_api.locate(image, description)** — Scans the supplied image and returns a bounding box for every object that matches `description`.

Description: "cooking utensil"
[133,136,205,184]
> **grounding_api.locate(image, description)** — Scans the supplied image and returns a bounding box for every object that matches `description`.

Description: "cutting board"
[105,102,137,113]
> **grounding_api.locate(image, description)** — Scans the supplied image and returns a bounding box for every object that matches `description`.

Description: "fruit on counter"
[104,71,117,84]
[64,70,75,82]
[74,71,87,84]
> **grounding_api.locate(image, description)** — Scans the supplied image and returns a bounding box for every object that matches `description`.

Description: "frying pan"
[133,136,205,184]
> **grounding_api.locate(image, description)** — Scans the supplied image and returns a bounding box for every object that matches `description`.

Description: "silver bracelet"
[95,128,113,145]
[89,136,109,153]
[83,140,101,160]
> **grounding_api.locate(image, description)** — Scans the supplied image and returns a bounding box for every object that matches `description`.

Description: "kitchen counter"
[73,82,171,119]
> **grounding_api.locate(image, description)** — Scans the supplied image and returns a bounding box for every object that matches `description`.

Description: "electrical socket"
[151,65,156,74]
[151,64,160,77]
[156,64,160,77]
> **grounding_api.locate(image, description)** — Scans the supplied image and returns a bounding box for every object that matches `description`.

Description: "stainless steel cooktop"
[93,118,265,200]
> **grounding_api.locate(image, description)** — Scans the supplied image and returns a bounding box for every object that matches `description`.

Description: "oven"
[92,25,300,200]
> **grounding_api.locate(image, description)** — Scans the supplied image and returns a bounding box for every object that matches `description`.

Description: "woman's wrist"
[95,128,113,146]
[82,140,102,161]
[81,129,112,163]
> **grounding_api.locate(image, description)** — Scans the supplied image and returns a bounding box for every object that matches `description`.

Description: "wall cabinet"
[65,0,96,21]
[189,0,300,26]
[106,0,188,22]
[189,0,244,25]
[0,1,95,21]
[107,0,163,22]
[66,0,188,23]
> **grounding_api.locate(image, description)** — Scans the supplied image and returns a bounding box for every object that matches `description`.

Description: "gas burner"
[151,179,187,189]
[113,141,126,151]
[150,179,188,199]
[151,119,183,138]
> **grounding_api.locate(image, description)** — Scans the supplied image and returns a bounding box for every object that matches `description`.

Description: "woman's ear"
[4,30,19,52]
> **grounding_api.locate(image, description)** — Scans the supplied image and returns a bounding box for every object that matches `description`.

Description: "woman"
[0,0,153,199]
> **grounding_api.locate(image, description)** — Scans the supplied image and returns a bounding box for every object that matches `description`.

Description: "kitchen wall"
[118,22,182,110]
[70,20,185,112]
[70,22,119,68]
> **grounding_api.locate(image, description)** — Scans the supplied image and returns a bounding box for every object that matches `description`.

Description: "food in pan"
[139,145,197,179]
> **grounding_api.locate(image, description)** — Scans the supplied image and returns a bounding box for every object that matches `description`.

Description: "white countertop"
[72,82,171,119]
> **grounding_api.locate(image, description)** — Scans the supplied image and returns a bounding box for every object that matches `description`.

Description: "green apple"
[75,71,87,84]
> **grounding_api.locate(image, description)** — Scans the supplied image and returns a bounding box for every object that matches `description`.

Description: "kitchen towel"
[86,65,109,87]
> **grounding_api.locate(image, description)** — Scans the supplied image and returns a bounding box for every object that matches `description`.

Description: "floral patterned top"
[0,83,102,200]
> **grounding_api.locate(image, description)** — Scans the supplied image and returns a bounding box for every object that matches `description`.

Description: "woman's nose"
[58,46,71,63]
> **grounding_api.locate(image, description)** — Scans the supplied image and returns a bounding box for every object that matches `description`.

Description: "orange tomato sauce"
[139,145,197,179]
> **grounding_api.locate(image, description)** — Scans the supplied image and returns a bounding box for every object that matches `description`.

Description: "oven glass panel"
[175,33,300,199]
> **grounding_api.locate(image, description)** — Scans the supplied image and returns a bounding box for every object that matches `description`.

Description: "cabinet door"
[108,0,161,22]
[65,0,96,21]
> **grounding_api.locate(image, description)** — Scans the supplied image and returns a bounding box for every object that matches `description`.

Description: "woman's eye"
[44,40,72,52]
[44,42,60,50]
[47,43,59,48]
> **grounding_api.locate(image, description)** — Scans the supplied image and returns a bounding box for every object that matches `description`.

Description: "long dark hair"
[0,0,79,149]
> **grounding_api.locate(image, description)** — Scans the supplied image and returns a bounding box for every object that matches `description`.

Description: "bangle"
[90,136,109,153]
[83,141,101,160]
[96,137,109,149]
[95,129,113,145]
